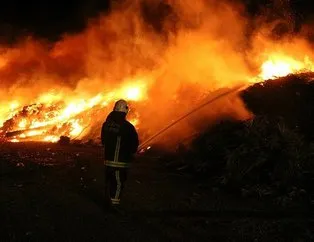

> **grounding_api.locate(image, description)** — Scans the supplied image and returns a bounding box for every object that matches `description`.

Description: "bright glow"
[0,79,147,142]
[43,135,59,142]
[259,54,314,80]
[125,87,141,100]
[69,119,84,137]
[18,119,27,129]
[25,130,43,137]
[10,101,20,111]
[38,92,63,103]
[10,139,19,143]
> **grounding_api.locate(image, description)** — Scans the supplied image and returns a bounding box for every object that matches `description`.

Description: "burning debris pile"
[0,84,145,143]
[2,103,80,142]
[162,73,314,208]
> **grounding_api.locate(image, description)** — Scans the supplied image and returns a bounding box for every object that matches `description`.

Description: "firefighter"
[101,99,139,209]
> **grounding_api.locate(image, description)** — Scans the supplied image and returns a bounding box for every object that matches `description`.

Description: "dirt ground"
[0,142,313,242]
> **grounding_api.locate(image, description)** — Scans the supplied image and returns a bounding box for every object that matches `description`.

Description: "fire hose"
[137,84,248,151]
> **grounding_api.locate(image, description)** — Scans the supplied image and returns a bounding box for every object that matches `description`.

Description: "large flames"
[0,80,147,142]
[1,0,314,144]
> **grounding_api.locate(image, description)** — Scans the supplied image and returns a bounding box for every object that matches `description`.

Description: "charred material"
[241,73,314,141]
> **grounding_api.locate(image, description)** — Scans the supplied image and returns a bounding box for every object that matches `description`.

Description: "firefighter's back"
[101,111,138,164]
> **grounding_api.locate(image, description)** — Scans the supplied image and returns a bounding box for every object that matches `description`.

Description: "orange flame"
[259,55,314,80]
[0,0,314,144]
[0,80,147,142]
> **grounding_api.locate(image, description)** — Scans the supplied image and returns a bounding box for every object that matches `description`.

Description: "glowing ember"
[43,135,59,143]
[10,139,19,143]
[18,119,27,129]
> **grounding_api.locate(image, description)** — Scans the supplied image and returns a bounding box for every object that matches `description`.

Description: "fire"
[69,119,83,137]
[258,54,314,80]
[43,136,59,143]
[125,87,142,101]
[18,119,27,129]
[130,118,140,127]
[0,81,147,142]
[1,0,314,144]
[10,101,20,111]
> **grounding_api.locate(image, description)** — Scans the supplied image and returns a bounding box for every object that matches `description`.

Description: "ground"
[0,142,313,241]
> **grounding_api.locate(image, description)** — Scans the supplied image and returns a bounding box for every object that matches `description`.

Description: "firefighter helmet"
[113,99,129,113]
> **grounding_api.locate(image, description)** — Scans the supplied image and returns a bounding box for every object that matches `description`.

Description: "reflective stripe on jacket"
[104,136,130,168]
[105,160,130,168]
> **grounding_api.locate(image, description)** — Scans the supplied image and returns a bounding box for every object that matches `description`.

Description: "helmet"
[113,99,129,113]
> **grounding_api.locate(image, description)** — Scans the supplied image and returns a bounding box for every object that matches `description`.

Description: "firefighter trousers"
[104,166,128,206]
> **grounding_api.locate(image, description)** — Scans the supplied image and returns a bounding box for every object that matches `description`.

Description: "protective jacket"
[101,111,139,168]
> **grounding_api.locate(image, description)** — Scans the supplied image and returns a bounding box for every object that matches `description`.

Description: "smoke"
[0,0,314,145]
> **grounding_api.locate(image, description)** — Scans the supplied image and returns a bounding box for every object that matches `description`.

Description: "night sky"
[0,0,313,42]
[0,0,111,41]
